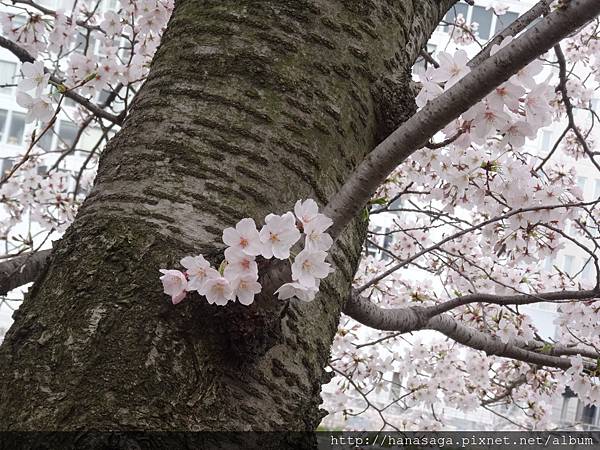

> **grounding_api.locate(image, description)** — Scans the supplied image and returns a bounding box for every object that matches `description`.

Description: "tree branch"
[554,43,600,172]
[0,36,124,124]
[10,0,103,32]
[426,288,600,316]
[324,0,600,239]
[469,0,552,68]
[356,200,599,294]
[344,292,599,370]
[0,250,51,296]
[425,314,582,369]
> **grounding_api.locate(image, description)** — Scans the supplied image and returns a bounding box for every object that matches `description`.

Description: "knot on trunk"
[370,72,417,144]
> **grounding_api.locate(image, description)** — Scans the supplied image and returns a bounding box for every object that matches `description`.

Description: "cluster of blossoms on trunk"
[159,199,334,306]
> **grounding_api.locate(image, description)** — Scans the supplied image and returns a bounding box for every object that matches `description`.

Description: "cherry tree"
[0,0,599,437]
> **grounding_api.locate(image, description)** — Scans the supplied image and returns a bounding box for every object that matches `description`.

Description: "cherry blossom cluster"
[1,1,173,124]
[0,157,85,239]
[15,61,55,123]
[561,355,600,407]
[448,14,479,46]
[159,200,334,306]
[325,311,560,430]
[0,0,172,256]
[327,23,600,426]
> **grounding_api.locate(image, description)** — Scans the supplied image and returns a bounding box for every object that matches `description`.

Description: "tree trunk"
[0,0,452,435]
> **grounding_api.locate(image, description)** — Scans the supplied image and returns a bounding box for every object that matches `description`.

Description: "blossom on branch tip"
[101,11,122,37]
[294,198,319,227]
[16,92,54,123]
[162,199,334,306]
[223,247,258,279]
[18,61,49,97]
[304,214,334,252]
[429,50,470,88]
[231,274,262,305]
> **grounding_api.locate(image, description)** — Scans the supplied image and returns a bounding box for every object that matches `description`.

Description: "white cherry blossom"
[101,11,122,37]
[180,255,214,291]
[18,61,49,96]
[223,247,258,280]
[16,92,54,123]
[291,249,333,288]
[304,214,334,252]
[275,282,319,302]
[198,276,234,306]
[259,212,301,259]
[159,269,188,304]
[294,198,319,227]
[222,217,263,256]
[430,50,470,88]
[231,274,262,305]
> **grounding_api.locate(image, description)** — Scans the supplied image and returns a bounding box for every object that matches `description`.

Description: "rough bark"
[0,0,452,437]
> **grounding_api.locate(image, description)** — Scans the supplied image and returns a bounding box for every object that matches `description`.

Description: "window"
[578,403,598,429]
[74,32,98,55]
[7,112,26,145]
[0,109,7,141]
[36,164,48,176]
[560,388,578,424]
[38,126,55,151]
[382,227,393,253]
[390,196,403,210]
[543,256,555,273]
[494,11,519,35]
[11,15,27,30]
[367,226,382,258]
[37,0,57,7]
[64,96,78,109]
[582,259,594,282]
[57,120,78,149]
[98,88,112,104]
[102,0,118,11]
[390,371,403,400]
[0,158,14,176]
[0,61,17,94]
[443,3,469,32]
[577,176,587,191]
[595,179,600,198]
[471,6,493,40]
[540,130,553,151]
[563,255,575,276]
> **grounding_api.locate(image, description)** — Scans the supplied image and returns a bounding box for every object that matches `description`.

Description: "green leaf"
[362,207,369,221]
[369,197,388,206]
